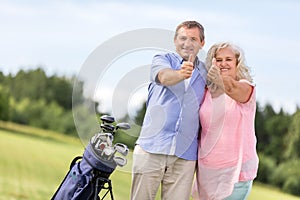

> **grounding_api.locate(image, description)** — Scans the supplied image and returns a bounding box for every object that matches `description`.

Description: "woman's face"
[215,47,238,79]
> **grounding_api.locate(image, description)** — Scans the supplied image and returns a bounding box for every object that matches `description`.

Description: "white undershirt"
[184,70,194,90]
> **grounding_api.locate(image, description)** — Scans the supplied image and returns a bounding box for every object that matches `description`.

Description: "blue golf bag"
[51,115,129,200]
[51,143,117,200]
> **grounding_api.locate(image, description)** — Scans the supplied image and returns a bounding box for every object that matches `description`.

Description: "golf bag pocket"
[69,162,92,199]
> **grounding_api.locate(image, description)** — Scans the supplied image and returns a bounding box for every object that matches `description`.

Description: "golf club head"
[113,156,127,167]
[100,123,115,133]
[98,142,107,151]
[115,122,131,130]
[114,143,129,156]
[98,133,113,145]
[90,133,113,147]
[90,133,99,144]
[94,141,107,156]
[100,115,115,124]
[102,146,115,157]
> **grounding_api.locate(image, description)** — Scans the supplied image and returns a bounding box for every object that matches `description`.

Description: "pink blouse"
[192,80,259,200]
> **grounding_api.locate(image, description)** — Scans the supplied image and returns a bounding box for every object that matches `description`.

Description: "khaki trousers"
[131,145,196,200]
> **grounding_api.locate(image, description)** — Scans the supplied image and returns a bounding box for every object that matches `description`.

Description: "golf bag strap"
[50,156,82,200]
[71,156,83,171]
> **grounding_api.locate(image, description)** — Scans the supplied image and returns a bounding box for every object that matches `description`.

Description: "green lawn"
[248,182,300,200]
[1,124,300,200]
[0,129,83,200]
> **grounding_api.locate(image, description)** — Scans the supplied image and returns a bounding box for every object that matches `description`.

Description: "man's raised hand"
[179,54,194,79]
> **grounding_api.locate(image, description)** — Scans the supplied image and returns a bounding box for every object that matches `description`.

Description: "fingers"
[206,57,225,91]
[207,58,223,87]
[208,58,219,76]
[207,70,216,81]
[188,54,194,63]
[208,65,219,78]
[180,66,193,79]
[212,58,216,66]
[180,55,194,79]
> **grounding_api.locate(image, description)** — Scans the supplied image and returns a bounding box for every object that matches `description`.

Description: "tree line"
[0,68,300,196]
[0,68,84,135]
[254,102,300,195]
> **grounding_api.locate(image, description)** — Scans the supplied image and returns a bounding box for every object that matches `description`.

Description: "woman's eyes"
[216,58,233,62]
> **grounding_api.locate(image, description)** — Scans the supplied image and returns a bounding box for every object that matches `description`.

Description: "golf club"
[107,143,128,160]
[115,122,131,130]
[113,156,127,167]
[100,123,115,133]
[100,115,115,124]
[113,143,129,156]
[101,146,115,158]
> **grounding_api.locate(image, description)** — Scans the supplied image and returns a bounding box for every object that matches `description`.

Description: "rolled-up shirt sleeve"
[151,54,172,84]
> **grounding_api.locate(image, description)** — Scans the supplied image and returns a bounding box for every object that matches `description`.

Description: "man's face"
[174,27,204,61]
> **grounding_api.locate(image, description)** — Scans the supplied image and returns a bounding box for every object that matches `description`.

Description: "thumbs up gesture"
[207,58,224,90]
[179,54,194,79]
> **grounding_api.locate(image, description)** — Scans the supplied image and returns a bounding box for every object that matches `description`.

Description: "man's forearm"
[157,68,185,86]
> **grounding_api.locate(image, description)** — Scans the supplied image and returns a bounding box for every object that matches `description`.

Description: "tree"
[8,68,77,110]
[46,76,73,110]
[0,85,10,120]
[255,102,280,153]
[264,110,291,162]
[12,68,48,101]
[255,102,268,152]
[284,110,300,160]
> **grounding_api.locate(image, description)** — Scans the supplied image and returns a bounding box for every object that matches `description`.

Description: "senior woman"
[192,42,259,200]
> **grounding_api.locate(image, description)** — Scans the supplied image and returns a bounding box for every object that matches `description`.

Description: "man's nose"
[184,38,193,46]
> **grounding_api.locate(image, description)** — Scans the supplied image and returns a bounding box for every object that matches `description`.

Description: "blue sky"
[1,0,299,114]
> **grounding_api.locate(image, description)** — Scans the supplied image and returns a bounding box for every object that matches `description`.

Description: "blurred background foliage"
[1,67,300,196]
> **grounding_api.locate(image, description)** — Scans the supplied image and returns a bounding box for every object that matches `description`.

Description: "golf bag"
[51,143,116,200]
[51,115,129,200]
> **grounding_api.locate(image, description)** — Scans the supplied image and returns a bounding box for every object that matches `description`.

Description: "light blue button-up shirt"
[136,52,207,160]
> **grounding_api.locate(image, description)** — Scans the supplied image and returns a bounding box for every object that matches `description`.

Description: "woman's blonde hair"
[206,42,253,84]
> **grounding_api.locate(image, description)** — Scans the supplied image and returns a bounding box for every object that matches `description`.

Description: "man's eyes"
[179,37,198,41]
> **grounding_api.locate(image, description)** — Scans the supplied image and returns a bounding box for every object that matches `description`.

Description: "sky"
[1,0,300,116]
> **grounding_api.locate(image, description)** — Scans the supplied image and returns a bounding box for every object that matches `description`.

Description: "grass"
[0,120,80,145]
[1,121,300,200]
[0,129,83,200]
[248,182,300,200]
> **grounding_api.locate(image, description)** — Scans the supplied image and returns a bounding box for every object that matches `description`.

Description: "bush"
[10,98,77,135]
[256,153,276,183]
[283,176,300,196]
[0,85,10,120]
[271,159,300,196]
